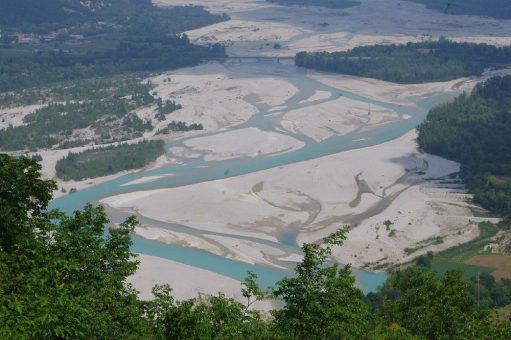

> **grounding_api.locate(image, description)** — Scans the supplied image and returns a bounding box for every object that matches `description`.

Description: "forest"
[405,0,511,19]
[1,154,510,338]
[418,76,511,218]
[55,140,165,181]
[0,0,102,30]
[0,0,219,33]
[295,40,511,84]
[0,77,157,151]
[0,4,227,92]
[266,0,359,9]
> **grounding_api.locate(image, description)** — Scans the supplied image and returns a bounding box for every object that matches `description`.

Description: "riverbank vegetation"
[418,76,511,218]
[266,0,359,9]
[156,100,182,121]
[295,40,511,83]
[0,77,157,151]
[156,121,204,135]
[0,1,212,181]
[55,140,164,181]
[405,0,511,19]
[1,153,510,338]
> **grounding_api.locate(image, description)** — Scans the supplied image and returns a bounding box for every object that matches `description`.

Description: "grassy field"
[429,222,508,279]
[468,206,498,218]
[467,255,511,280]
[495,305,511,321]
[430,260,493,278]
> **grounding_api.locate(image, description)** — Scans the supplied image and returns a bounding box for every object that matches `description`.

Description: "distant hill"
[406,0,511,19]
[0,0,150,29]
[266,0,360,9]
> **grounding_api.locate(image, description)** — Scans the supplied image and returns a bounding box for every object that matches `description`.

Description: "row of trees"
[418,76,511,218]
[156,121,204,135]
[156,99,182,121]
[55,140,165,181]
[1,153,510,338]
[295,40,511,83]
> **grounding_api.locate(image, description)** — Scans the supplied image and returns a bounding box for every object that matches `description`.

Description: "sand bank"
[306,67,511,109]
[157,0,511,57]
[174,127,305,161]
[0,104,46,130]
[130,253,274,310]
[102,130,484,269]
[281,96,400,142]
[149,62,298,131]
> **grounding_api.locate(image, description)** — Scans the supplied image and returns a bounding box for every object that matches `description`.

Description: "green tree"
[241,270,266,310]
[272,228,371,339]
[377,268,482,339]
[0,154,56,252]
[146,285,270,339]
[0,154,151,338]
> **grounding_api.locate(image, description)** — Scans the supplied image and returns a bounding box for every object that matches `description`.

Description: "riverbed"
[49,59,467,293]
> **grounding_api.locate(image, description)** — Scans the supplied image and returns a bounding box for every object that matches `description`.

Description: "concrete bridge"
[206,56,295,63]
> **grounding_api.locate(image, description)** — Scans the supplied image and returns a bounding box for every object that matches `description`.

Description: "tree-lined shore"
[295,40,511,84]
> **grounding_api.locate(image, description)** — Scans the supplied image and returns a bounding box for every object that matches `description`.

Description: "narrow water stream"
[49,60,460,292]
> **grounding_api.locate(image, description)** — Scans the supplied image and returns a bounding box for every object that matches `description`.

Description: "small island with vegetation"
[55,139,165,181]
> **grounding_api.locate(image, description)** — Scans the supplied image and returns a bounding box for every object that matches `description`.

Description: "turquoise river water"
[49,61,461,292]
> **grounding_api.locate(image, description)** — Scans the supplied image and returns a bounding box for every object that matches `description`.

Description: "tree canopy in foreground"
[1,153,510,338]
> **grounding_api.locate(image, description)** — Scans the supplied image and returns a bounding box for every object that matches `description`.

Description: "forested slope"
[418,76,511,218]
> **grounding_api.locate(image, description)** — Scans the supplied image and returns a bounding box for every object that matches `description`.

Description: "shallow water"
[49,61,460,292]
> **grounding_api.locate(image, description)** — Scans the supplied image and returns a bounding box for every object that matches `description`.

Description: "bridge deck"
[207,56,295,61]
